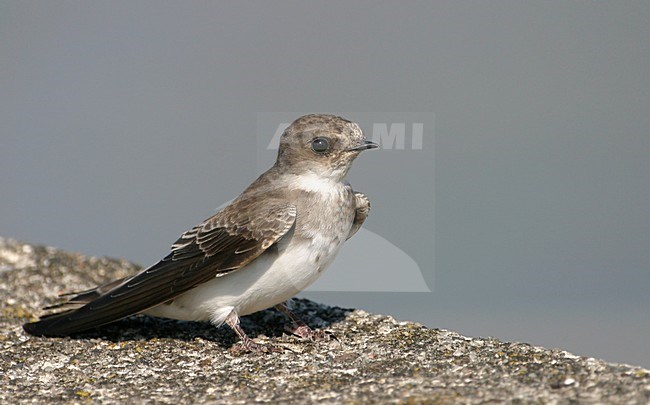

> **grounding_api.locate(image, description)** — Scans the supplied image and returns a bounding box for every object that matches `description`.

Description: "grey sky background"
[2,2,649,367]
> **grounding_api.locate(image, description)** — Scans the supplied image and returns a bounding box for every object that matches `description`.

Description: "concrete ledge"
[1,237,649,403]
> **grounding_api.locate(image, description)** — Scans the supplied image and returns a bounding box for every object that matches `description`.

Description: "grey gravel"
[1,237,649,404]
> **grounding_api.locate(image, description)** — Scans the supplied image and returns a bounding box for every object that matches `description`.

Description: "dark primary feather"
[41,278,125,312]
[23,200,296,337]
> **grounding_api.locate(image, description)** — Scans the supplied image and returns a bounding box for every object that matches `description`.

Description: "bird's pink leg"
[225,311,279,353]
[275,301,331,341]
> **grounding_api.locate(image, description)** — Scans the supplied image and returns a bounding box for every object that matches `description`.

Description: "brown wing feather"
[347,192,371,240]
[23,200,296,337]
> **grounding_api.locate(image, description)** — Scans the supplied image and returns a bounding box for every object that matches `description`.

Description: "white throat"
[286,172,347,195]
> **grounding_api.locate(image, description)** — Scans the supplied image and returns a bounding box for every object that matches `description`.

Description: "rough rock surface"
[1,237,649,404]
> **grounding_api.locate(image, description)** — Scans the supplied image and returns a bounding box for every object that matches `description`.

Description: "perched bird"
[23,114,378,352]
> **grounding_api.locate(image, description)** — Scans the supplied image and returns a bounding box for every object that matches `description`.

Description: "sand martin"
[24,114,378,352]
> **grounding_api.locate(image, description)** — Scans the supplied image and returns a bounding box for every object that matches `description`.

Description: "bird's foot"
[275,301,337,342]
[225,310,282,354]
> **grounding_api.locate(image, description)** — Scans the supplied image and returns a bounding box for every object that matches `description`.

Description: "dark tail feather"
[23,277,129,337]
[23,299,129,337]
[23,311,78,336]
[42,278,126,311]
[21,256,206,337]
[22,254,214,337]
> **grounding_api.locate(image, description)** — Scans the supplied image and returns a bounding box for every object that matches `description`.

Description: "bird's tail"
[23,310,80,336]
[23,277,126,337]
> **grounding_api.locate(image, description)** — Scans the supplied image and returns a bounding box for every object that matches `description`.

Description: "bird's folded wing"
[23,199,297,336]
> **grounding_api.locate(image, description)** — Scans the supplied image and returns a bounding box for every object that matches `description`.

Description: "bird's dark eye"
[311,137,330,153]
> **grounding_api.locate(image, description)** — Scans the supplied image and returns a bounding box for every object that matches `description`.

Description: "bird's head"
[275,114,378,181]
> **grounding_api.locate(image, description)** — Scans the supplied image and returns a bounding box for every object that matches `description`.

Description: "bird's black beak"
[347,140,379,152]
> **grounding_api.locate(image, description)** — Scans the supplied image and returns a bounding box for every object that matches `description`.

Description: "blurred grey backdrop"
[2,2,649,367]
